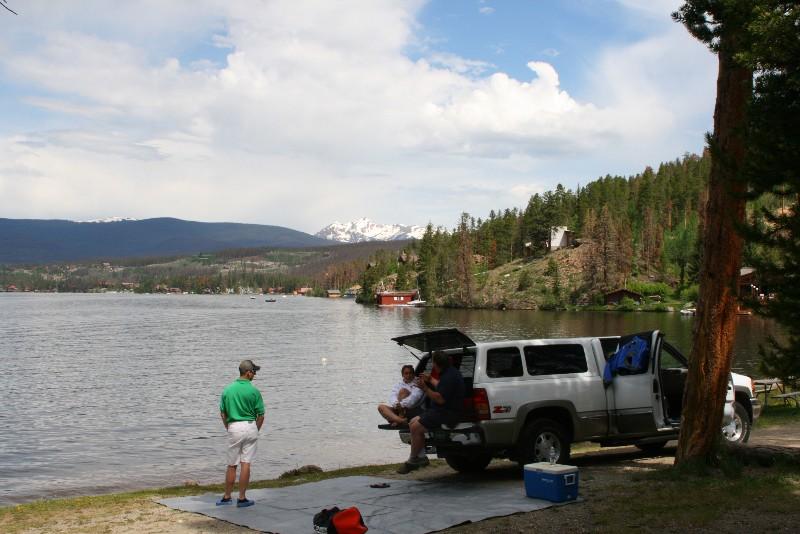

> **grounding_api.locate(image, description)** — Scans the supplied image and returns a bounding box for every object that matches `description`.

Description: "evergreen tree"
[673,0,755,466]
[739,0,800,384]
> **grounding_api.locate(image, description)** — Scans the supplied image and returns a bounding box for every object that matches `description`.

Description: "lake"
[0,293,780,505]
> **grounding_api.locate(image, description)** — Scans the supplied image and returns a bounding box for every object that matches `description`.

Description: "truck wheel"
[722,401,751,444]
[635,440,668,453]
[444,451,493,473]
[517,418,571,466]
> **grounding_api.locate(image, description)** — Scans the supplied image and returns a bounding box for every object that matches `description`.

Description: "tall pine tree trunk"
[675,32,752,465]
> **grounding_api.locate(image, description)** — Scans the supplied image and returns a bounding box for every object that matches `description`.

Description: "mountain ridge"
[0,217,330,264]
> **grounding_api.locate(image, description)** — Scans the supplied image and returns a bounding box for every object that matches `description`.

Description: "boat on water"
[265,298,277,302]
[407,299,426,307]
[680,308,696,316]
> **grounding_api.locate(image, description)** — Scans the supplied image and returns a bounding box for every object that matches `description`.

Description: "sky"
[0,0,717,234]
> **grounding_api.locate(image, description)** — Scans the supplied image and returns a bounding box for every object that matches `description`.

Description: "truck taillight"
[473,388,491,420]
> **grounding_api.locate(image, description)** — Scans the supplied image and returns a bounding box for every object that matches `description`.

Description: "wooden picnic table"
[754,378,799,407]
[754,378,784,400]
[772,391,800,408]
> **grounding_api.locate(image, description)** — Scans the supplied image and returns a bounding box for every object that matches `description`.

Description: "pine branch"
[1,0,18,15]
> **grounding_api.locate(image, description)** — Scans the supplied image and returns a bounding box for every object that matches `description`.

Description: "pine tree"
[739,0,800,385]
[673,0,755,466]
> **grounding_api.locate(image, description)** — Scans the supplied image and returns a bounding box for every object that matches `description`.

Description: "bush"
[517,270,532,291]
[617,296,638,311]
[680,284,699,302]
[538,295,561,310]
[627,280,672,298]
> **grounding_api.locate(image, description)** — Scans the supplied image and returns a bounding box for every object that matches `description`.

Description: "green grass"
[591,464,800,531]
[757,404,800,427]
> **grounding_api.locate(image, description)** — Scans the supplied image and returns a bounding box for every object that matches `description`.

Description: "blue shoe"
[216,497,232,506]
[237,498,255,508]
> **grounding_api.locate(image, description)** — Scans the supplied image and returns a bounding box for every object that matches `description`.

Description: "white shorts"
[226,421,259,466]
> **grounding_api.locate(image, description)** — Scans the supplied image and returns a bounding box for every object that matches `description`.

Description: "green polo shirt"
[219,378,265,423]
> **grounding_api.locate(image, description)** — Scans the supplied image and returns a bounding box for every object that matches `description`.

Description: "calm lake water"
[0,293,781,505]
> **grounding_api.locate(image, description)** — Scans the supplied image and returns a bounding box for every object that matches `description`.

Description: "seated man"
[378,364,424,426]
[398,351,464,474]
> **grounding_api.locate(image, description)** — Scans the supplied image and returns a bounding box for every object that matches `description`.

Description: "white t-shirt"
[387,380,424,409]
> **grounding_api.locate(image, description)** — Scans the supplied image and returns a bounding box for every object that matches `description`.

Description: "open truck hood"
[391,328,476,354]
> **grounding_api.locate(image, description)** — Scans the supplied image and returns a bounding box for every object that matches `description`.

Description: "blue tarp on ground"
[159,475,572,533]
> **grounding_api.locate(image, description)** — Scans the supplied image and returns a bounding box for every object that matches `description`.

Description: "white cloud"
[479,7,495,15]
[0,0,716,232]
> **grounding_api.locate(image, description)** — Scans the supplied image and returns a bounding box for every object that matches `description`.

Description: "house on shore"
[326,289,341,298]
[604,289,643,305]
[376,290,419,306]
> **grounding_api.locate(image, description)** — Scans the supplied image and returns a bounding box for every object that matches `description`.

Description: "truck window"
[524,344,588,375]
[486,347,523,378]
[418,350,476,379]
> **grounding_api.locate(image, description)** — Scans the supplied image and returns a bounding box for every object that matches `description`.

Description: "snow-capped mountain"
[77,217,139,223]
[315,217,425,243]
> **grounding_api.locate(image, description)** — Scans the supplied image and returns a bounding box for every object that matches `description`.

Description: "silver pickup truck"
[382,328,761,473]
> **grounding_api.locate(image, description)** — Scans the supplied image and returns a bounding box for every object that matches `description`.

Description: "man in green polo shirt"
[217,359,265,508]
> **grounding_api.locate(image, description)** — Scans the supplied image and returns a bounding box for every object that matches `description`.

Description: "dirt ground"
[8,421,800,534]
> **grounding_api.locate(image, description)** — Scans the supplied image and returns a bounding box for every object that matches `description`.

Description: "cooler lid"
[524,462,579,474]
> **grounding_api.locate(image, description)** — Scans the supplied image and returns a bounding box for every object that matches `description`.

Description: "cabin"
[326,289,341,298]
[739,267,760,300]
[376,290,419,306]
[604,289,643,305]
[550,226,575,250]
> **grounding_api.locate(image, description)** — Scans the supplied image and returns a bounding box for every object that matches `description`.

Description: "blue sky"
[0,0,716,233]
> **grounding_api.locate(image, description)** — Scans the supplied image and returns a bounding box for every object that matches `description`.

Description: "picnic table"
[772,391,800,407]
[754,378,799,408]
[754,378,784,401]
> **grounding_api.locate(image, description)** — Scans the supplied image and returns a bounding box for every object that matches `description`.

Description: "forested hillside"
[359,151,775,308]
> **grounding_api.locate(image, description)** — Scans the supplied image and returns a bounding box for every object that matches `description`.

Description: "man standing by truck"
[217,359,265,508]
[398,351,464,474]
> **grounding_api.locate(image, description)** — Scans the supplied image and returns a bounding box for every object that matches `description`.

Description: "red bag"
[331,506,368,534]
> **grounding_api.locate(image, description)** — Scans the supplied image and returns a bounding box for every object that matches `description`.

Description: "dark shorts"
[418,409,460,430]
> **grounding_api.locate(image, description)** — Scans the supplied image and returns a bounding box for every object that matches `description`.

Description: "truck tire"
[444,451,493,473]
[517,418,571,466]
[722,401,751,444]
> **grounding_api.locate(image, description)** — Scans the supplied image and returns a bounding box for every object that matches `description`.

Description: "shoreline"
[3,417,798,533]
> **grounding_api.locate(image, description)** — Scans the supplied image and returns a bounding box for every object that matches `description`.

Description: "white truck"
[382,328,761,473]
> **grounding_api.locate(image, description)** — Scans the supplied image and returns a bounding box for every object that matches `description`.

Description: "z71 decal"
[492,405,511,414]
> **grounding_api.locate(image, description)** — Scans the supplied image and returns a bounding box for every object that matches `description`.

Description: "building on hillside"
[326,289,341,298]
[5,284,17,292]
[550,227,575,250]
[604,289,643,305]
[376,290,419,306]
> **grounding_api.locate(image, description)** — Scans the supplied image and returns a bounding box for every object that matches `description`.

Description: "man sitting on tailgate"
[397,351,464,474]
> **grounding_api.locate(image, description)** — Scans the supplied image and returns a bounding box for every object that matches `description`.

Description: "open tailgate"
[391,328,476,353]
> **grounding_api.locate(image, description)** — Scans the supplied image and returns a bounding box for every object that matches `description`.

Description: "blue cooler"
[524,462,579,502]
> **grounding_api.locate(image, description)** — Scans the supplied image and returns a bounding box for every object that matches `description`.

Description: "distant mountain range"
[315,217,425,243]
[0,218,330,264]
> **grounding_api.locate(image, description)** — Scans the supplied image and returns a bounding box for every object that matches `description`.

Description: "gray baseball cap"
[239,359,261,373]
